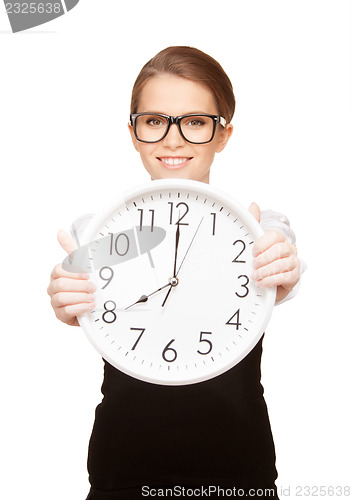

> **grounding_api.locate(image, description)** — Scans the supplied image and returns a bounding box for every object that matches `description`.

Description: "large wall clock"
[67,179,276,385]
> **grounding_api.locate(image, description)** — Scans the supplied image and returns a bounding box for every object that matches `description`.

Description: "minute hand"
[175,216,204,277]
[161,217,204,308]
[173,222,180,277]
[161,222,181,308]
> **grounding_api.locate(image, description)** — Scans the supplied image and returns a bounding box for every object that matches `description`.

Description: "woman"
[48,46,301,499]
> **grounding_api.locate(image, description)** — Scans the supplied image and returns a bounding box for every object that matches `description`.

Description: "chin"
[150,169,187,181]
[153,169,209,184]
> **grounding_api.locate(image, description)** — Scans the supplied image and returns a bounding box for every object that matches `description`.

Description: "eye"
[145,116,167,127]
[185,118,206,127]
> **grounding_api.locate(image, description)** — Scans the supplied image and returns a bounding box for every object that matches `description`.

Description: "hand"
[249,202,301,303]
[47,230,96,326]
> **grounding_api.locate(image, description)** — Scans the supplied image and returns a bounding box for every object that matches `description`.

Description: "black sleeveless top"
[87,336,278,496]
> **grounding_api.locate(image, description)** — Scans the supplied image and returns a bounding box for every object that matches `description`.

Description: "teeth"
[160,157,189,166]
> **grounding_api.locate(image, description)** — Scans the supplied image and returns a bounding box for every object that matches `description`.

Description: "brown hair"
[130,46,236,123]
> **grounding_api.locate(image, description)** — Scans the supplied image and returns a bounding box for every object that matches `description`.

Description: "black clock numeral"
[226,309,241,330]
[210,212,216,236]
[99,266,114,289]
[197,331,213,355]
[168,201,189,225]
[236,275,249,298]
[109,232,130,256]
[138,209,155,232]
[130,327,145,350]
[232,240,246,263]
[102,300,117,323]
[162,339,177,363]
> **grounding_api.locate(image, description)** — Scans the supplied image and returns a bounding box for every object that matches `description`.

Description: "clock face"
[76,179,275,385]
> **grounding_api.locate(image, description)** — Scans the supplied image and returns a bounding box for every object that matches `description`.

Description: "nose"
[162,123,185,149]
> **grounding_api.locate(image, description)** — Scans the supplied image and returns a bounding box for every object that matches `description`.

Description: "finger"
[252,255,298,282]
[57,229,77,254]
[253,242,293,269]
[50,263,90,281]
[248,202,261,223]
[255,268,300,290]
[252,230,286,257]
[56,302,96,326]
[51,292,95,309]
[48,276,96,296]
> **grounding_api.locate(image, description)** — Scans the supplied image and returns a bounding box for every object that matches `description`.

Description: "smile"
[157,157,192,168]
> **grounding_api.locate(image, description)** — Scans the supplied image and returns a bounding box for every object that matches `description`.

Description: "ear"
[215,123,233,153]
[128,122,140,152]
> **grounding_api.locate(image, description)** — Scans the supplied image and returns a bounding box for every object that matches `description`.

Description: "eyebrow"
[136,111,217,115]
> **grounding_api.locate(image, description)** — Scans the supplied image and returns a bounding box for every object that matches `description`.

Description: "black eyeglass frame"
[130,113,227,144]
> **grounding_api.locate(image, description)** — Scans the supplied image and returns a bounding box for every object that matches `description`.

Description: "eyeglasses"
[130,113,226,144]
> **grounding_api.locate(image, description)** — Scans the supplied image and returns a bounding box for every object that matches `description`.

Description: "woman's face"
[128,74,233,184]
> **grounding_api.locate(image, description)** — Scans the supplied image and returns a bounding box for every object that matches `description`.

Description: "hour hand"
[125,283,171,310]
[126,224,182,310]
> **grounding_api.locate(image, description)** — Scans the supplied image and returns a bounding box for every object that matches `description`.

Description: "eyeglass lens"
[135,115,215,143]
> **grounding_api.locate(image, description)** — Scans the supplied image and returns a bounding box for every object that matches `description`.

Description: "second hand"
[175,216,204,277]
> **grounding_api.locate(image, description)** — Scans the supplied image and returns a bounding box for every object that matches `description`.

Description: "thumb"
[57,229,77,254]
[248,202,261,223]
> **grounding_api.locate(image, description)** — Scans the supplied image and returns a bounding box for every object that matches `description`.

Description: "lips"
[157,157,192,168]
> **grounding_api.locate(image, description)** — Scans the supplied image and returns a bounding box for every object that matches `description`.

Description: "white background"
[1,1,351,498]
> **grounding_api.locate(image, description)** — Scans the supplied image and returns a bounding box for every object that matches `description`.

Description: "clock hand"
[173,222,180,277]
[175,216,204,277]
[161,223,181,308]
[162,217,204,307]
[125,283,172,310]
[126,224,181,310]
[161,283,172,308]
